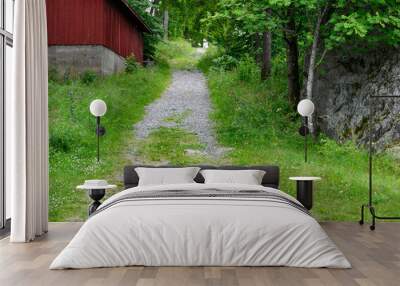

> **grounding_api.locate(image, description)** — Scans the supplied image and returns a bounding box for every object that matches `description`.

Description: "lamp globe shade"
[297,99,315,117]
[90,99,107,117]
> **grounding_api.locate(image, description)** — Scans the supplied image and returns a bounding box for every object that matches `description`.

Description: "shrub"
[153,42,170,68]
[80,70,98,85]
[211,55,238,71]
[197,45,220,73]
[236,56,259,82]
[125,54,140,73]
[49,127,77,153]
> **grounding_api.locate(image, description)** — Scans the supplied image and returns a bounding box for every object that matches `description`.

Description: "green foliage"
[235,56,260,82]
[202,0,400,70]
[125,54,140,73]
[125,0,400,83]
[126,0,164,59]
[196,45,220,73]
[80,70,98,85]
[204,0,268,60]
[164,1,218,46]
[212,55,239,71]
[327,0,400,48]
[49,67,171,221]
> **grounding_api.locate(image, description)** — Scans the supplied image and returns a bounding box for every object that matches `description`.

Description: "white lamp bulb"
[297,99,315,117]
[90,99,107,117]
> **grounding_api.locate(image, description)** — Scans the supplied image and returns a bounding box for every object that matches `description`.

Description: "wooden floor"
[0,222,399,286]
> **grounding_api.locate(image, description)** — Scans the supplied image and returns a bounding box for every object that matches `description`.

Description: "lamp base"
[88,189,106,215]
[359,203,400,231]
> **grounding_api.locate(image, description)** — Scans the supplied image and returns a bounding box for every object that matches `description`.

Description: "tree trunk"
[306,3,329,134]
[163,10,169,41]
[261,9,272,80]
[284,6,300,108]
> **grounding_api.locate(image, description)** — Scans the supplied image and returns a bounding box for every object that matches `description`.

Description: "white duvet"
[50,183,351,269]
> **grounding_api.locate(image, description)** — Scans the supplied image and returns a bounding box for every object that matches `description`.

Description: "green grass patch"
[135,127,213,165]
[163,110,192,124]
[49,67,171,221]
[206,66,400,221]
[155,39,201,70]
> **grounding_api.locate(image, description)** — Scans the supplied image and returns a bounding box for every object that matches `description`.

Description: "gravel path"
[134,70,228,157]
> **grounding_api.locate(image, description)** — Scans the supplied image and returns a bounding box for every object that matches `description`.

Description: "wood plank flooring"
[0,222,399,286]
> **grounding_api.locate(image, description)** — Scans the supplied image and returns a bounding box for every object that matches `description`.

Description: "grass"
[205,63,400,221]
[48,67,171,221]
[135,127,212,165]
[155,39,201,70]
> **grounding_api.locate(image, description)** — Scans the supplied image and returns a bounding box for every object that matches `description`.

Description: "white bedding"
[50,183,351,269]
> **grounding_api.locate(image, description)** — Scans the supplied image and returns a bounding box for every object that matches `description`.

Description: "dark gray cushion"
[124,165,280,190]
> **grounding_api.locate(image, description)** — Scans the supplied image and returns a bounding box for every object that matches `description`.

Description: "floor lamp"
[359,95,400,230]
[90,99,107,162]
[297,99,315,163]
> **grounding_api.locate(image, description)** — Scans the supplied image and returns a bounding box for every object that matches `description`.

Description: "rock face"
[313,47,400,151]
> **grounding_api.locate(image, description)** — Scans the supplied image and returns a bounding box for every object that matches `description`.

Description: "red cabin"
[46,0,151,75]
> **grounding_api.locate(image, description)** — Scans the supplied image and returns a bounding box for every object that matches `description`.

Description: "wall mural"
[47,0,400,224]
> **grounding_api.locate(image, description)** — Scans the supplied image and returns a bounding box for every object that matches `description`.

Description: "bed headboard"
[123,165,280,189]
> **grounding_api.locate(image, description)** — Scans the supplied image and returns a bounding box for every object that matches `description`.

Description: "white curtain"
[9,0,49,242]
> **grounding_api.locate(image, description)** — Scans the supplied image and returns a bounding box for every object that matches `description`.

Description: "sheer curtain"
[9,0,49,242]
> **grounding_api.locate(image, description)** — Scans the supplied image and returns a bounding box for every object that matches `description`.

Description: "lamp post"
[89,99,107,162]
[297,99,315,163]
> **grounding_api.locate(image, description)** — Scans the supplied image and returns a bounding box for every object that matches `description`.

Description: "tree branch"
[315,48,328,69]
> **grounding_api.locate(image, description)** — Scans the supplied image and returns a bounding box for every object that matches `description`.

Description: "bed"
[50,165,351,269]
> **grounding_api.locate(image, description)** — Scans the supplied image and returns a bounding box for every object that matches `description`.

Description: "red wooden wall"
[46,0,144,62]
[103,0,143,62]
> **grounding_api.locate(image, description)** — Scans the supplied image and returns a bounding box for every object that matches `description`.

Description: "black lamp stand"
[359,95,400,230]
[299,116,310,163]
[88,189,106,215]
[95,116,106,162]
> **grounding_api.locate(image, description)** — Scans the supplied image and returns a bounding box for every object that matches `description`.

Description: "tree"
[163,9,169,40]
[261,8,272,80]
[159,0,170,40]
[283,3,301,106]
[305,1,333,133]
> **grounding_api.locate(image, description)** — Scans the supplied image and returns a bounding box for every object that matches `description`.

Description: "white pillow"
[200,169,266,185]
[135,167,201,186]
